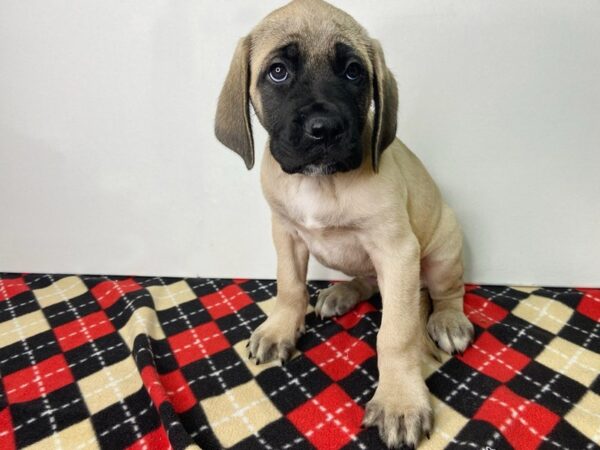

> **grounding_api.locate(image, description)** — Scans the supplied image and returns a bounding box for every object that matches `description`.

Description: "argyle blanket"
[0,274,598,450]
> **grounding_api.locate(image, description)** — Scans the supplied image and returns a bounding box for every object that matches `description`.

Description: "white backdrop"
[1,1,599,286]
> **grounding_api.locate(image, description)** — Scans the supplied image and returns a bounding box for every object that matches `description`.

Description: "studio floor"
[0,274,598,449]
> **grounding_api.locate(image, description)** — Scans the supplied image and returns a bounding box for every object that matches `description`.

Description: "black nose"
[304,115,344,142]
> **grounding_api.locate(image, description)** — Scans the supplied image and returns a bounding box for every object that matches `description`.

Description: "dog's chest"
[291,181,336,229]
[278,180,375,276]
[299,226,375,276]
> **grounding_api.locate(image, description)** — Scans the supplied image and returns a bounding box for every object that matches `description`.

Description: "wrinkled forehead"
[249,10,372,77]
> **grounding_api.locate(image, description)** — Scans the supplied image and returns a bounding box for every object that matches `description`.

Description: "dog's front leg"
[363,233,432,449]
[248,215,309,365]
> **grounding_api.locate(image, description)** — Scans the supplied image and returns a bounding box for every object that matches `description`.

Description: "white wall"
[1,1,599,286]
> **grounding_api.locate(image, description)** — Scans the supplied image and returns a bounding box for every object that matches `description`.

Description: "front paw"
[363,382,432,449]
[427,309,474,355]
[248,314,303,365]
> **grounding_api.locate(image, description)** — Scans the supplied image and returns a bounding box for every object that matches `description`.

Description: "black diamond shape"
[80,274,132,291]
[0,330,62,375]
[342,428,387,450]
[157,299,212,337]
[42,292,101,328]
[216,303,266,346]
[427,357,500,418]
[181,403,222,449]
[0,290,39,324]
[149,337,179,374]
[237,279,277,303]
[591,374,600,396]
[346,313,380,345]
[157,401,195,449]
[65,332,130,380]
[506,360,587,416]
[471,285,529,311]
[187,278,232,297]
[23,274,67,290]
[297,321,346,353]
[533,287,583,310]
[256,356,332,415]
[538,419,598,450]
[338,356,378,404]
[91,388,160,449]
[489,314,554,358]
[558,311,600,354]
[451,419,512,450]
[103,288,154,330]
[231,417,314,450]
[183,348,252,400]
[12,384,90,448]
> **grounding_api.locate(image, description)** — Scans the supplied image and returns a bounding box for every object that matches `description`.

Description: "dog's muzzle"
[300,102,345,145]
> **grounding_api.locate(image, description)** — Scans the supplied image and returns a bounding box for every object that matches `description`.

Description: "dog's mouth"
[277,152,352,176]
[301,162,338,176]
[270,138,363,176]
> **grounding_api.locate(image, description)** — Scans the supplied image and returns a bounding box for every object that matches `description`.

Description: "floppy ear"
[215,36,254,169]
[370,39,398,172]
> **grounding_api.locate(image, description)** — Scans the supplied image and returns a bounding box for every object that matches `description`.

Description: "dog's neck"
[261,129,378,226]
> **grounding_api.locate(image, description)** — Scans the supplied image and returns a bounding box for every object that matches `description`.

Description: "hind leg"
[423,208,474,354]
[315,277,378,319]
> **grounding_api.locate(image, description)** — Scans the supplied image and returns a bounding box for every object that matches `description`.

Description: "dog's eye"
[344,62,361,81]
[268,63,288,83]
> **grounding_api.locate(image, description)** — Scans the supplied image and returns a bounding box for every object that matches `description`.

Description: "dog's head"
[215,0,398,175]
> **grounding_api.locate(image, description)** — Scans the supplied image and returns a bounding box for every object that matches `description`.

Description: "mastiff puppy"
[215,0,474,447]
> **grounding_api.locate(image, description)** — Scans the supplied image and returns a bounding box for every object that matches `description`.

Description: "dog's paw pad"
[427,309,474,355]
[315,283,361,319]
